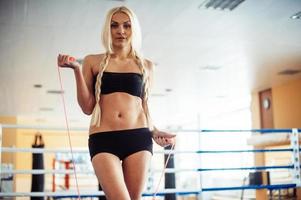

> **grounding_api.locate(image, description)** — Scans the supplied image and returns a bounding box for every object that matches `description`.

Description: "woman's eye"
[111,24,118,29]
[123,24,131,29]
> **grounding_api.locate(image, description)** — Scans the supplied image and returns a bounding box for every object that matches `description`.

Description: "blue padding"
[197,165,293,171]
[149,191,200,196]
[54,195,98,198]
[200,129,301,133]
[197,148,293,154]
[143,184,297,196]
[50,183,297,198]
[201,184,297,192]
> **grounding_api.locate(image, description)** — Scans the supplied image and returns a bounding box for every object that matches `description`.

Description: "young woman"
[57,6,175,200]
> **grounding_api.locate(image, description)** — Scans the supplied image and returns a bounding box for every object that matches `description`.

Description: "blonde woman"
[57,6,175,200]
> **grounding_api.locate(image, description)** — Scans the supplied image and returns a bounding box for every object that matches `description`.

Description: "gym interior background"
[1,0,301,199]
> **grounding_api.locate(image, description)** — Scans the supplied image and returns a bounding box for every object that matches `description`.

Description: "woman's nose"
[117,25,125,34]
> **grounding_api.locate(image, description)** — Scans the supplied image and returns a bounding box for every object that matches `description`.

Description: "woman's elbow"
[81,105,94,115]
[82,109,93,115]
[78,99,95,115]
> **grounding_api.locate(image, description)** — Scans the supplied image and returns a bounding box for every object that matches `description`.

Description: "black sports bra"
[100,71,144,99]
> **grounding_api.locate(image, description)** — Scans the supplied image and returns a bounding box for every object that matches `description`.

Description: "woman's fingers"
[57,54,68,66]
[57,54,62,65]
[154,136,175,147]
[63,55,69,63]
[155,131,176,138]
[152,130,176,147]
[57,54,78,69]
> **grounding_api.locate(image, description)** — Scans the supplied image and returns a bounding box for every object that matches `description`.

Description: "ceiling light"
[199,65,222,71]
[151,93,165,97]
[278,69,301,75]
[200,0,245,11]
[47,90,64,94]
[39,107,54,111]
[34,84,42,88]
[290,11,301,19]
[35,118,46,122]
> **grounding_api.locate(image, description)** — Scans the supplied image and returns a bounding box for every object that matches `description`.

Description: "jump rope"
[57,57,175,200]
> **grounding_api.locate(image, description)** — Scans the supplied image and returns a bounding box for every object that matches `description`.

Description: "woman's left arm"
[143,60,176,147]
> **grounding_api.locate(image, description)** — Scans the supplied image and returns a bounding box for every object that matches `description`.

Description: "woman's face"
[110,12,132,49]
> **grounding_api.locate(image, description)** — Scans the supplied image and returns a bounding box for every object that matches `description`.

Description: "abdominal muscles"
[89,93,148,134]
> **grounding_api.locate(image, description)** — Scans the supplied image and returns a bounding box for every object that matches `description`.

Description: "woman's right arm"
[143,59,176,147]
[57,54,95,115]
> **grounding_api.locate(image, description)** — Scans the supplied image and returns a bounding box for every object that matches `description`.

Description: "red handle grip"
[68,57,76,62]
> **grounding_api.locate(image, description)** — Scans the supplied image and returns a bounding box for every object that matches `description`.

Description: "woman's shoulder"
[82,53,107,74]
[84,53,106,64]
[83,53,107,71]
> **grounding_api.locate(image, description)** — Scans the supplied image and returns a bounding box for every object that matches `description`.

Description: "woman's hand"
[152,129,176,147]
[57,54,81,69]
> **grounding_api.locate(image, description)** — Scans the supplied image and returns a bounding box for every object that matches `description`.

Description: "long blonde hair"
[90,6,151,127]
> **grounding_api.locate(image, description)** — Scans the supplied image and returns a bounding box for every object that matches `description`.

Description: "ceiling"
[0,0,301,129]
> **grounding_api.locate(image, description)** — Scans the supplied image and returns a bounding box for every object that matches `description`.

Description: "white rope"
[1,124,299,134]
[0,169,94,174]
[1,147,87,153]
[0,168,197,175]
[1,124,88,131]
[0,147,197,154]
[156,150,197,154]
[0,184,298,197]
[0,124,206,133]
[0,191,105,197]
[0,189,200,197]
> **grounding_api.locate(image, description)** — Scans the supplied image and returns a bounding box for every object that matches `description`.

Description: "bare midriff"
[89,92,148,135]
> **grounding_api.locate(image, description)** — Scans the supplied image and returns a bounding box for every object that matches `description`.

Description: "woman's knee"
[128,192,142,200]
[98,179,131,200]
[105,191,131,200]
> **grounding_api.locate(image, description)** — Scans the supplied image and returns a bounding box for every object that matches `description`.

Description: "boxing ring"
[1,124,300,199]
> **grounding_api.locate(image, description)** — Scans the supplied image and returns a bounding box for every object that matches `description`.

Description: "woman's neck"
[112,46,132,60]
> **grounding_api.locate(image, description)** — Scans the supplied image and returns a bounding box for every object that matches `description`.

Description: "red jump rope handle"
[68,57,76,62]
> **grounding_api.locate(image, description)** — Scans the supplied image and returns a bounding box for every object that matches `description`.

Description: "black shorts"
[88,128,153,161]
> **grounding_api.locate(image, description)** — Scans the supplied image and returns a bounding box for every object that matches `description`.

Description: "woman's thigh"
[92,153,131,200]
[122,151,152,200]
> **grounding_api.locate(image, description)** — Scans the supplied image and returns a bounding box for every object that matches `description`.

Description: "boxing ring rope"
[1,147,88,153]
[1,147,297,154]
[0,124,87,131]
[0,184,297,197]
[1,124,301,198]
[1,123,300,133]
[0,165,296,175]
[200,129,301,133]
[1,146,298,174]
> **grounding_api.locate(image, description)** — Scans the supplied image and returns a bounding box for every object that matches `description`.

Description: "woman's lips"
[115,38,127,42]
